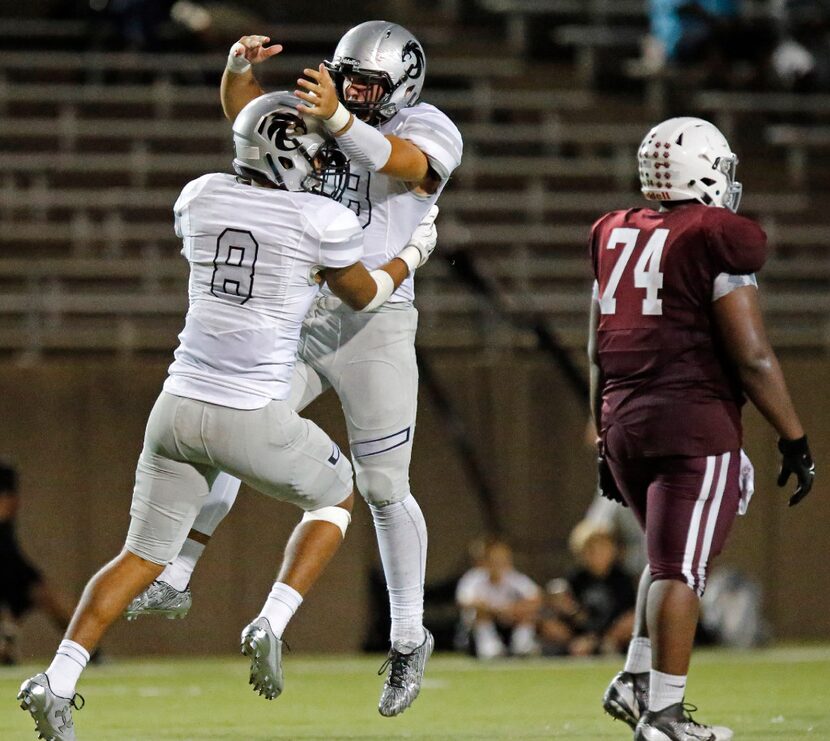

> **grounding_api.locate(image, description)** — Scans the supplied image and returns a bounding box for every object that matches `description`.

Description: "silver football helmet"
[324,20,426,125]
[638,117,743,213]
[232,91,349,199]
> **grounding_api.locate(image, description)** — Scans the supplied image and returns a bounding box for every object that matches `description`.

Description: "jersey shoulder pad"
[704,208,768,274]
[588,210,631,265]
[174,173,225,214]
[173,173,225,238]
[299,196,363,269]
[299,196,361,241]
[391,103,463,180]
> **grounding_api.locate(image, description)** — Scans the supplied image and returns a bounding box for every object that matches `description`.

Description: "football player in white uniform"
[17,92,438,741]
[127,20,463,717]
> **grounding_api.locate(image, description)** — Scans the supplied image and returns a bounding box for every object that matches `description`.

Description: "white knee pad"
[301,505,352,538]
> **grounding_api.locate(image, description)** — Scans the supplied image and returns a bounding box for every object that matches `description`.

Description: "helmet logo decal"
[260,113,307,152]
[401,40,424,82]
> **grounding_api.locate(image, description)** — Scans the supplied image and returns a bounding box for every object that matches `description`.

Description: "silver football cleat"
[18,673,84,741]
[635,703,733,741]
[377,629,434,717]
[603,670,649,729]
[240,617,284,700]
[124,581,192,621]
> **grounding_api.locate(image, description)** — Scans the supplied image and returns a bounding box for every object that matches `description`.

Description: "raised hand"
[295,64,340,120]
[228,35,283,69]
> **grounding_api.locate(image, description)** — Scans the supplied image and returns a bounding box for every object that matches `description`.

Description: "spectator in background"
[647,0,775,87]
[649,0,739,64]
[583,491,647,578]
[0,461,74,665]
[772,0,830,91]
[456,538,541,659]
[539,521,635,657]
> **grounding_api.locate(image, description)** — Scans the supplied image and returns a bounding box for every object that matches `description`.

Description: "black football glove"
[777,436,815,507]
[598,452,626,507]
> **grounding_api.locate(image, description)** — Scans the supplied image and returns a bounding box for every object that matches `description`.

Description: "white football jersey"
[328,102,463,304]
[164,173,363,410]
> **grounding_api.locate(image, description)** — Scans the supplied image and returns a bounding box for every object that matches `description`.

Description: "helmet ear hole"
[700,177,717,186]
[279,157,294,170]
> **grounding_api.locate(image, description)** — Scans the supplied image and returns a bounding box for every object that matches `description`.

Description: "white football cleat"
[18,673,84,741]
[240,617,284,700]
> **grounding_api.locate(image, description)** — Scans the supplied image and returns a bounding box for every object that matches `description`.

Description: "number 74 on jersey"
[599,227,669,316]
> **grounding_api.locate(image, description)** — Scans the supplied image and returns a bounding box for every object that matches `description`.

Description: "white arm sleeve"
[335,114,393,172]
[712,272,758,302]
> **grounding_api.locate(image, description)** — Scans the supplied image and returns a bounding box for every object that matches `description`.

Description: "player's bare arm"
[713,284,815,503]
[587,295,603,436]
[220,35,281,121]
[325,259,410,311]
[587,294,623,505]
[713,285,803,440]
[295,64,435,190]
[324,204,438,311]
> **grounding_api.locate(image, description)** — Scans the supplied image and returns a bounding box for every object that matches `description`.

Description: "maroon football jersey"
[590,204,767,457]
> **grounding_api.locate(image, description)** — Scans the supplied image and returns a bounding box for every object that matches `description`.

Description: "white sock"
[473,621,505,659]
[624,636,652,674]
[257,582,303,639]
[159,538,205,592]
[649,670,686,712]
[370,494,427,652]
[45,640,90,698]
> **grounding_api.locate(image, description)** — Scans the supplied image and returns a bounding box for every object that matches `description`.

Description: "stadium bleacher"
[1,6,828,359]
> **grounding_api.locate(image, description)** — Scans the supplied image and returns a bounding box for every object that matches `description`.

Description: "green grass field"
[2,647,829,740]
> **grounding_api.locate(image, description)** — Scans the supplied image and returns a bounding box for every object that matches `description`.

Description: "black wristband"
[778,435,809,456]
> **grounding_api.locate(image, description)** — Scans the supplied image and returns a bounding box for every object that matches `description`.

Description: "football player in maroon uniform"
[589,117,815,741]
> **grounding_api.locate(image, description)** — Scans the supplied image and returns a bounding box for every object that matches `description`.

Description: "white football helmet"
[324,20,426,125]
[638,117,743,212]
[232,91,349,199]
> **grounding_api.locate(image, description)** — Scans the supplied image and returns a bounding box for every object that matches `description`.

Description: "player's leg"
[635,451,740,741]
[292,302,427,651]
[19,393,216,741]
[126,359,330,620]
[125,471,241,620]
[125,352,329,620]
[160,473,241,588]
[201,397,352,700]
[240,490,354,700]
[601,442,652,729]
[332,307,431,716]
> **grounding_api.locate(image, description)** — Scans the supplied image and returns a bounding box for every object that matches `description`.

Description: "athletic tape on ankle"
[301,506,351,537]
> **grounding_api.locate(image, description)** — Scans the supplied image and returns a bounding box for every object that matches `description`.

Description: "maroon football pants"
[605,439,741,597]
